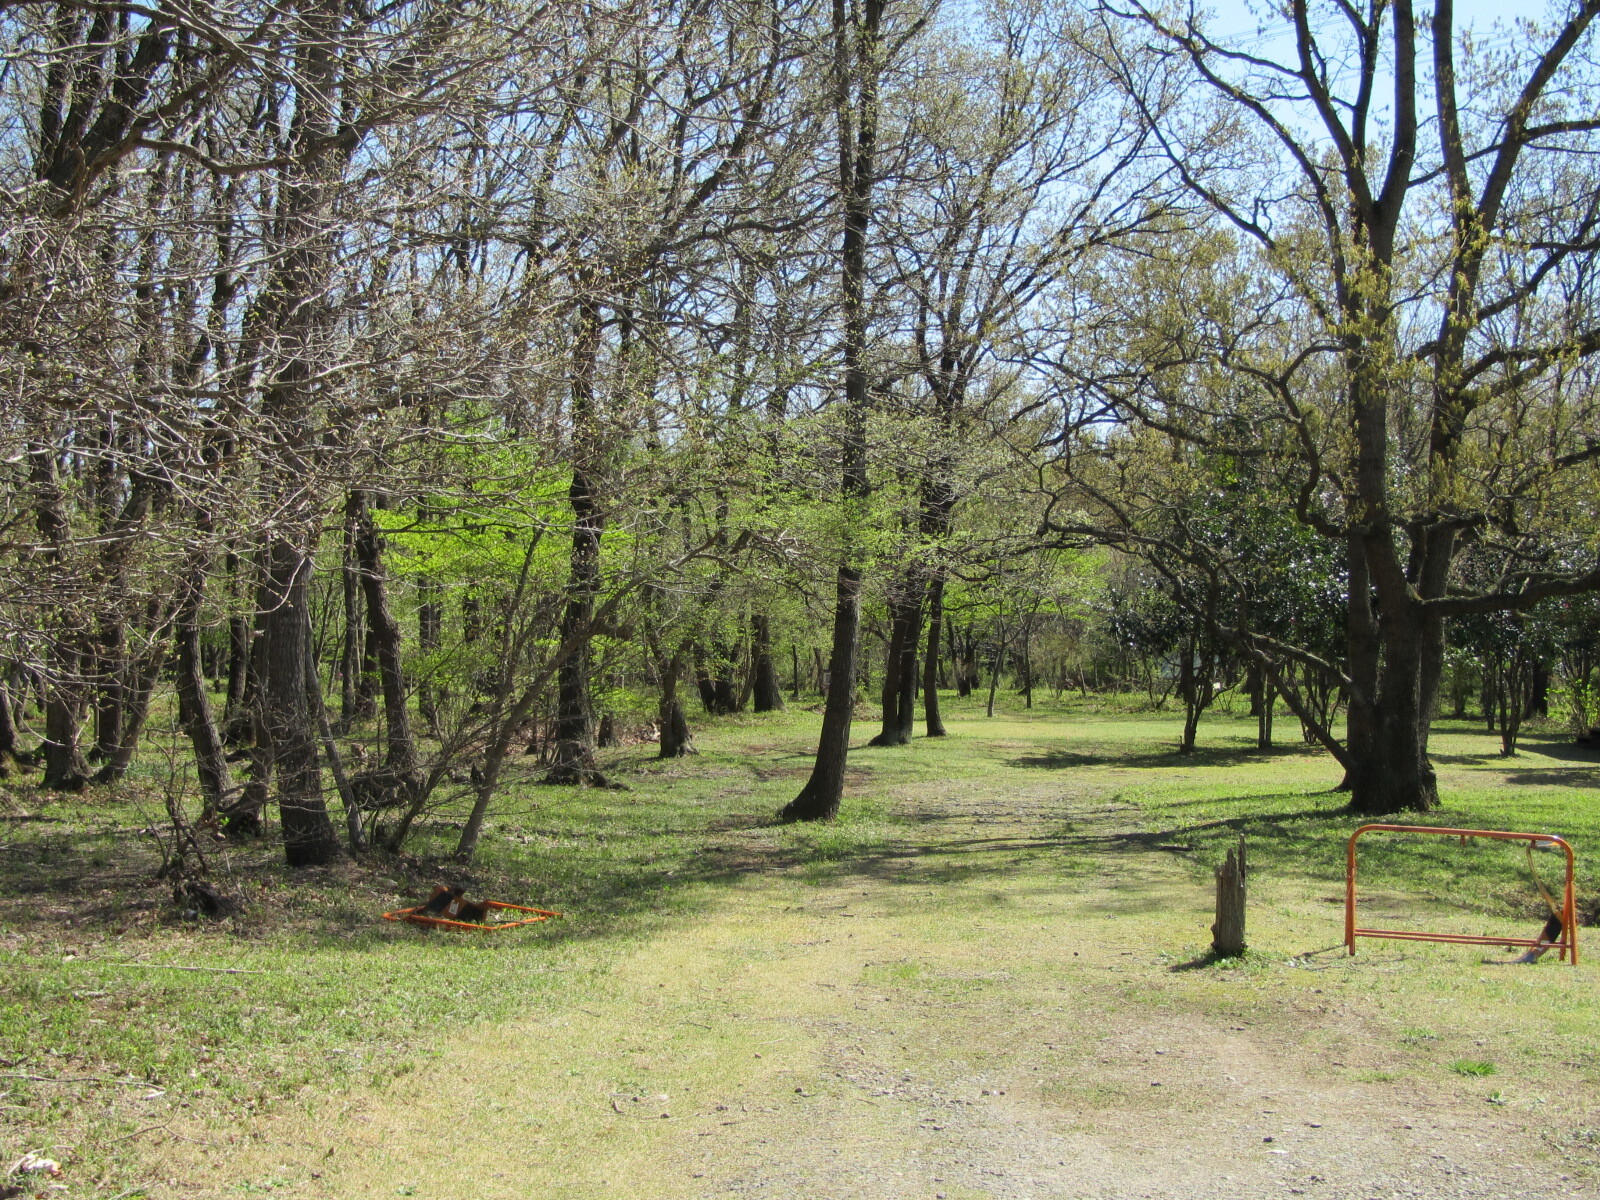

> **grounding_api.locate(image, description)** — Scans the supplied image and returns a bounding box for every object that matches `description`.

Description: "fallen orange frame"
[1346,824,1577,964]
[382,900,563,932]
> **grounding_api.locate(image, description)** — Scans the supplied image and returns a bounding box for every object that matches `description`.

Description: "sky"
[1200,0,1550,47]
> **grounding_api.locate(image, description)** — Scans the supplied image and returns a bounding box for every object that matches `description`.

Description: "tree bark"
[544,296,612,788]
[92,625,168,785]
[0,674,18,775]
[659,654,694,758]
[1211,836,1247,957]
[783,0,883,822]
[340,512,364,726]
[783,565,863,821]
[174,574,232,817]
[922,573,947,736]
[350,490,418,783]
[869,582,919,745]
[750,613,785,712]
[260,541,343,865]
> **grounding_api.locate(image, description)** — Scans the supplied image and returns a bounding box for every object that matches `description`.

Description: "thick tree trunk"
[782,564,862,822]
[1348,599,1439,815]
[544,461,610,786]
[91,635,126,763]
[869,583,919,745]
[260,541,343,865]
[1257,679,1274,750]
[659,655,694,758]
[750,614,784,712]
[1339,535,1378,790]
[41,676,88,791]
[922,573,947,737]
[783,0,880,822]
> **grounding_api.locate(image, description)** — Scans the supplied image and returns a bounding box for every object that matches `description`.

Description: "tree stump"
[1212,834,1247,957]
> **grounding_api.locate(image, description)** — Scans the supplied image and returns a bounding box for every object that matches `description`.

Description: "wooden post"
[1212,834,1247,957]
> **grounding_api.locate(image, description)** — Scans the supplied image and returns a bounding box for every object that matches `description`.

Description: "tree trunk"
[782,565,863,821]
[1019,620,1033,710]
[985,632,1003,719]
[417,574,442,729]
[869,587,918,746]
[350,491,418,783]
[659,655,694,758]
[1178,639,1200,752]
[1348,598,1439,815]
[870,584,920,746]
[0,674,18,775]
[544,455,610,784]
[91,634,126,763]
[1525,660,1549,720]
[1257,678,1274,750]
[1211,836,1247,957]
[872,614,904,743]
[92,629,167,785]
[750,613,784,712]
[782,0,881,822]
[922,573,947,736]
[340,512,364,726]
[1246,663,1263,717]
[41,685,88,790]
[260,540,343,865]
[222,561,252,745]
[175,578,232,817]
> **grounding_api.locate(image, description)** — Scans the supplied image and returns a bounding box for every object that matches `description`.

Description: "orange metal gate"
[1345,824,1578,965]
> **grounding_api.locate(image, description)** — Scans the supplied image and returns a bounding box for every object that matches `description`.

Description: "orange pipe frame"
[382,900,564,932]
[1346,824,1578,965]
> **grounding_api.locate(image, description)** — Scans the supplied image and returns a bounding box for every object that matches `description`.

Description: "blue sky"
[1200,0,1544,45]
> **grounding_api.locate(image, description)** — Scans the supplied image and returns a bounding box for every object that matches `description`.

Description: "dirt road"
[170,755,1599,1199]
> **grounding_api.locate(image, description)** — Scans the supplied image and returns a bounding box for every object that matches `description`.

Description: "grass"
[2,691,1598,1195]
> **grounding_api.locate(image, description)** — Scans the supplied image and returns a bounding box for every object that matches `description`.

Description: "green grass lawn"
[2,694,1596,1194]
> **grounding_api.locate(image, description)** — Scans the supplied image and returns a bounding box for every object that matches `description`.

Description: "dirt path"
[168,751,1600,1199]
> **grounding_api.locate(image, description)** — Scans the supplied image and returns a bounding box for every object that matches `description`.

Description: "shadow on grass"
[1009,743,1325,772]
[1168,948,1244,972]
[1504,769,1599,789]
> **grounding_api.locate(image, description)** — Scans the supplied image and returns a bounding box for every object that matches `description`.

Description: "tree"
[1069,0,1600,811]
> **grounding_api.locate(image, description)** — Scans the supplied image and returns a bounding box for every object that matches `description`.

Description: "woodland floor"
[5,700,1600,1199]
